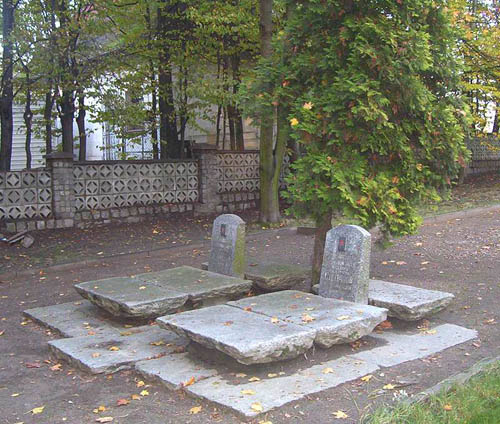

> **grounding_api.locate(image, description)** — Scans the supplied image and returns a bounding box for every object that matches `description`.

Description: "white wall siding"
[11,105,46,170]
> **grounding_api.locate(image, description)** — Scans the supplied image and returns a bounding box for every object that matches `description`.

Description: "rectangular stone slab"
[228,290,387,348]
[368,280,454,321]
[75,266,252,319]
[144,266,253,303]
[49,326,188,374]
[352,323,477,367]
[135,353,218,390]
[24,301,127,338]
[75,276,189,319]
[186,356,378,418]
[183,323,476,418]
[157,305,316,365]
[245,264,311,291]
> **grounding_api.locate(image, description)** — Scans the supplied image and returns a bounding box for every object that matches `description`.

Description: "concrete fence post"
[45,152,75,228]
[193,144,222,214]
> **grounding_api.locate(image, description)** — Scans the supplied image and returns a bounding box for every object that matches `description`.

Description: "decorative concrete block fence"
[466,136,500,176]
[0,147,290,232]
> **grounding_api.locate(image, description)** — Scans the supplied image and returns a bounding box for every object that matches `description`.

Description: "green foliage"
[365,361,500,424]
[281,0,470,237]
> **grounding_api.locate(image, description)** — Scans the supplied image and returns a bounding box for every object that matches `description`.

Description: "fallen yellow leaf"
[189,406,202,414]
[235,373,247,378]
[322,368,334,374]
[361,374,373,382]
[31,406,45,415]
[116,398,129,406]
[183,376,196,387]
[150,340,165,346]
[50,363,62,371]
[241,389,256,395]
[108,346,119,351]
[140,390,149,397]
[131,394,141,401]
[136,380,145,387]
[248,376,260,382]
[267,373,278,378]
[251,402,263,412]
[443,404,453,411]
[301,314,315,323]
[337,315,350,321]
[270,317,279,324]
[95,418,113,423]
[98,405,106,412]
[11,393,20,397]
[92,353,101,358]
[383,384,395,390]
[139,286,147,290]
[332,410,349,419]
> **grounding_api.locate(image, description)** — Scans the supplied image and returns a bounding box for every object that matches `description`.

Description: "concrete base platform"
[311,279,454,321]
[158,304,316,365]
[48,326,188,374]
[24,301,129,338]
[135,323,477,418]
[228,290,387,347]
[136,353,218,390]
[75,266,253,319]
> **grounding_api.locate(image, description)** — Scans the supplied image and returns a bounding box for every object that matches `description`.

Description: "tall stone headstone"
[318,225,371,303]
[208,214,246,278]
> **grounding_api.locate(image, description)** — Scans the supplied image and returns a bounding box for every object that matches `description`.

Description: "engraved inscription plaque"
[208,214,246,278]
[318,225,371,303]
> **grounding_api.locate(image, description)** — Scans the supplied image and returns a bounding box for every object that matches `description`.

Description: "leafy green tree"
[280,0,470,283]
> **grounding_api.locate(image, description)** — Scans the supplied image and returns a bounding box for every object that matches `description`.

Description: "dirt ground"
[0,204,499,423]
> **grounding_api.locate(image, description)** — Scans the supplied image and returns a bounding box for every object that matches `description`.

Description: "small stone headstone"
[208,214,246,278]
[319,225,371,303]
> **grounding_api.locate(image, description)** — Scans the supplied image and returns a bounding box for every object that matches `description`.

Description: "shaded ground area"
[0,204,499,423]
[2,173,500,276]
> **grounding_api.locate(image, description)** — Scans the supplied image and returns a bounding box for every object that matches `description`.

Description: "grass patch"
[365,361,500,424]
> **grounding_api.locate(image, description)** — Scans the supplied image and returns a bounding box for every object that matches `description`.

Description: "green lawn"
[365,362,500,424]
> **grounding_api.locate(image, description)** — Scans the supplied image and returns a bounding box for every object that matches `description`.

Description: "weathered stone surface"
[245,263,311,291]
[74,276,189,319]
[208,214,246,278]
[368,280,455,321]
[145,266,253,303]
[24,301,127,338]
[135,353,218,390]
[184,324,477,417]
[313,280,455,321]
[353,323,477,367]
[229,291,387,347]
[157,305,316,365]
[319,225,371,303]
[48,326,188,374]
[186,356,378,418]
[75,266,252,319]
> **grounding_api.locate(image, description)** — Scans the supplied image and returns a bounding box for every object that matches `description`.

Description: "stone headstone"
[208,214,246,278]
[318,225,371,303]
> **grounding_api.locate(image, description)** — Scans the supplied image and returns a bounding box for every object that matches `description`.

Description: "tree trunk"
[60,90,74,154]
[77,92,86,161]
[227,105,236,150]
[44,91,54,155]
[230,54,245,151]
[493,106,499,134]
[0,0,15,171]
[311,211,333,285]
[24,82,33,169]
[157,4,179,159]
[150,68,159,159]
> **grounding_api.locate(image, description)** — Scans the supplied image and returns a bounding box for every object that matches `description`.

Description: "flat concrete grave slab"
[186,356,378,418]
[182,323,477,418]
[49,325,188,374]
[135,353,218,390]
[75,276,189,319]
[74,266,252,319]
[228,290,387,347]
[145,266,253,304]
[24,300,128,338]
[369,280,455,321]
[353,323,477,367]
[157,305,316,365]
[245,263,311,291]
